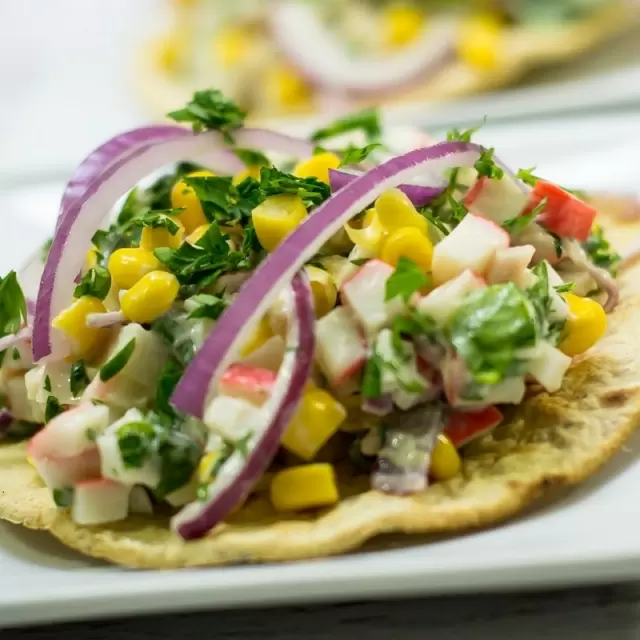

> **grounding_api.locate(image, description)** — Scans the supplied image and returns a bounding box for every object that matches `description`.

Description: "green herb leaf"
[582,225,620,274]
[446,119,485,143]
[474,148,504,180]
[155,360,183,418]
[448,283,539,385]
[235,431,253,459]
[73,265,111,300]
[311,108,381,143]
[127,210,183,235]
[259,166,330,207]
[117,421,156,469]
[385,257,430,302]
[167,89,246,139]
[234,148,270,167]
[187,294,227,319]
[338,143,383,167]
[349,258,369,266]
[362,353,384,398]
[69,360,90,397]
[99,338,136,382]
[554,282,575,293]
[52,487,74,507]
[0,271,27,348]
[154,427,203,498]
[516,167,541,187]
[502,198,547,235]
[45,395,64,423]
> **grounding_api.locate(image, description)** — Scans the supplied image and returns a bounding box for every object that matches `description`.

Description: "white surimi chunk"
[526,341,572,393]
[487,245,535,288]
[340,259,404,336]
[72,479,131,525]
[432,214,509,285]
[464,176,529,224]
[5,375,44,423]
[315,306,367,387]
[203,395,265,443]
[417,270,486,326]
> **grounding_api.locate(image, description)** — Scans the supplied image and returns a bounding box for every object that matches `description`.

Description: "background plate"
[2,112,640,628]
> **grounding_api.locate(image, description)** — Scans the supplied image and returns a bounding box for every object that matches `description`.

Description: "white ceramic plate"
[2,114,640,629]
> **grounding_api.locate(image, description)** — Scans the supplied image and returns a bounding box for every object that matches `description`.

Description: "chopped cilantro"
[69,360,90,397]
[127,210,183,235]
[235,432,253,459]
[52,487,74,508]
[362,353,384,398]
[234,148,270,167]
[258,166,330,207]
[144,162,201,211]
[85,427,97,442]
[43,375,52,393]
[45,395,64,423]
[310,108,381,143]
[516,167,541,187]
[187,294,227,320]
[154,426,203,498]
[474,148,504,180]
[385,258,430,302]
[549,231,563,259]
[117,421,156,469]
[151,312,196,367]
[154,360,183,418]
[554,282,575,293]
[338,143,383,167]
[99,338,136,382]
[446,119,485,143]
[582,225,620,274]
[0,271,27,364]
[502,198,547,235]
[167,89,246,139]
[73,265,111,300]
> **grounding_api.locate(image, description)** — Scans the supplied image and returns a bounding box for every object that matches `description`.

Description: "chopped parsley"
[385,258,430,302]
[338,143,383,167]
[310,108,381,143]
[362,353,384,398]
[128,210,183,235]
[474,148,504,181]
[446,119,485,143]
[167,89,246,139]
[45,395,64,423]
[234,148,270,167]
[69,360,90,397]
[502,198,547,236]
[99,338,136,382]
[187,294,227,320]
[582,225,620,274]
[235,431,253,459]
[117,420,156,469]
[516,167,541,187]
[73,265,111,300]
[52,487,74,508]
[0,271,27,364]
[258,167,330,207]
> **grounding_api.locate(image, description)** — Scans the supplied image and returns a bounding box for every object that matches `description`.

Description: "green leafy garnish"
[45,395,64,423]
[582,225,620,274]
[73,265,111,300]
[43,375,52,393]
[167,89,246,139]
[154,426,203,498]
[502,198,547,236]
[99,338,136,382]
[474,148,504,180]
[127,210,183,235]
[235,432,253,459]
[338,143,383,167]
[516,167,541,187]
[258,166,330,207]
[0,271,27,364]
[151,311,197,367]
[446,119,485,143]
[311,108,381,143]
[52,487,74,508]
[234,148,270,167]
[69,360,90,397]
[117,421,156,469]
[187,294,227,319]
[385,258,430,302]
[448,283,539,385]
[554,282,575,293]
[362,353,384,398]
[154,360,183,418]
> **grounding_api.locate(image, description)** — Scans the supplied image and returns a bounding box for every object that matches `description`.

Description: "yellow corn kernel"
[304,265,337,318]
[430,434,462,481]
[282,389,347,461]
[86,246,99,271]
[252,194,307,252]
[240,315,274,357]
[558,293,607,357]
[52,297,110,358]
[120,271,179,324]
[154,31,187,73]
[108,248,161,290]
[294,152,341,184]
[264,64,312,110]
[214,26,251,68]
[140,218,185,251]
[233,164,264,185]
[270,463,339,512]
[170,170,215,234]
[27,455,35,468]
[344,208,386,252]
[380,226,433,272]
[457,12,503,71]
[375,189,428,235]
[198,451,220,484]
[383,4,425,50]
[185,224,210,246]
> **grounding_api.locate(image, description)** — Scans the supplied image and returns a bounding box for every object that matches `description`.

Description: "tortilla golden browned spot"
[133,1,639,121]
[1,208,640,568]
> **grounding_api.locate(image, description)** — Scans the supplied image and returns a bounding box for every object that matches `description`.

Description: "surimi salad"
[0,89,622,540]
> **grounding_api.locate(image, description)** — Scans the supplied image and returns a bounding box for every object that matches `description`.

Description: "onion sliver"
[329,169,442,206]
[0,326,32,352]
[234,128,315,159]
[173,141,487,417]
[33,130,233,361]
[268,1,456,95]
[86,311,126,329]
[171,272,315,540]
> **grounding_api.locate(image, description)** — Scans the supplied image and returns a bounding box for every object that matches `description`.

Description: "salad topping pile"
[0,89,621,539]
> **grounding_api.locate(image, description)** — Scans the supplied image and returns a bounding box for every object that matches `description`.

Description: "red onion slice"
[173,141,487,417]
[33,130,235,361]
[329,169,443,206]
[171,271,315,540]
[268,1,456,95]
[0,326,32,352]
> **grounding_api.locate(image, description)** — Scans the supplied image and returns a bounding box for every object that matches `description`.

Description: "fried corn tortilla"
[1,206,639,568]
[135,1,639,121]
